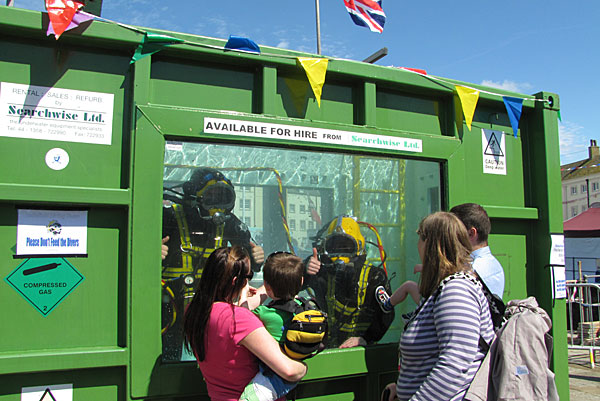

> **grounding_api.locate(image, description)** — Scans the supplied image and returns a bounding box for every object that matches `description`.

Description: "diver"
[304,215,394,349]
[161,167,264,360]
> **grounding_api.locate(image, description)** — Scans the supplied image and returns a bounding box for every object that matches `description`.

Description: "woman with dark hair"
[382,212,495,401]
[183,246,307,401]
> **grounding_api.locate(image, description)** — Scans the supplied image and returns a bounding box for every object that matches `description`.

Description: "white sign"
[550,234,565,266]
[482,129,506,175]
[22,384,73,401]
[45,148,70,171]
[204,117,423,153]
[551,265,567,299]
[0,82,114,145]
[17,209,88,256]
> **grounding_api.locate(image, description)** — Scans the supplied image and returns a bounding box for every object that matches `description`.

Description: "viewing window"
[160,141,441,362]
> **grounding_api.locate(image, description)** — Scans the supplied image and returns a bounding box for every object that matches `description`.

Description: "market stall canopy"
[564,203,600,237]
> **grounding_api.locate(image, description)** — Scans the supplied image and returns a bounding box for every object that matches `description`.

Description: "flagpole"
[315,0,321,54]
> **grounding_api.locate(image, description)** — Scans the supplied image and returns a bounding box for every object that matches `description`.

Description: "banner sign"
[0,82,114,145]
[204,117,422,153]
[16,209,88,256]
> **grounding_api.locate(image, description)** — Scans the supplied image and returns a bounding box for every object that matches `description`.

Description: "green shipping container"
[0,5,568,401]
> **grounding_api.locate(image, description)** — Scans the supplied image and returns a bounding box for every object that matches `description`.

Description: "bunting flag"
[224,36,260,53]
[283,77,310,114]
[297,58,328,107]
[400,67,427,75]
[131,32,184,64]
[45,0,85,39]
[456,85,480,131]
[47,9,94,38]
[344,0,386,33]
[503,96,524,138]
[558,110,562,122]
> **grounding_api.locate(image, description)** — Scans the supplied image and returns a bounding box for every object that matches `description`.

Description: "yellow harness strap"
[162,205,223,280]
[327,262,372,334]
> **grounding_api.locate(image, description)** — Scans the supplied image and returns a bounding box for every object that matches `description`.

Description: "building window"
[582,184,587,193]
[244,217,251,226]
[289,204,296,213]
[309,221,315,230]
[593,182,600,191]
[242,199,251,210]
[290,220,296,230]
[300,220,306,230]
[571,186,577,195]
[571,207,577,217]
[300,205,306,214]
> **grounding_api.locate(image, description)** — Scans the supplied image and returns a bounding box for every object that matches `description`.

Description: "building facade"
[561,140,600,220]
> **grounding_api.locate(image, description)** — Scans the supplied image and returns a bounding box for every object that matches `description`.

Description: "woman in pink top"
[183,246,307,401]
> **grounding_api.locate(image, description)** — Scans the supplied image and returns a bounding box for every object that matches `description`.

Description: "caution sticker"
[482,129,506,175]
[21,384,72,401]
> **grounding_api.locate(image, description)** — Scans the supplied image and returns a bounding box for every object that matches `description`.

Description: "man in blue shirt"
[450,203,505,297]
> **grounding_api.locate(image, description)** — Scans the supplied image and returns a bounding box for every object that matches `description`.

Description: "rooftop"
[562,140,600,180]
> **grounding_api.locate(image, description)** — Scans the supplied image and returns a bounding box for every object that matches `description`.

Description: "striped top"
[396,274,495,401]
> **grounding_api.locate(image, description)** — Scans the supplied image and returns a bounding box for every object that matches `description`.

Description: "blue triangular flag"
[503,96,523,138]
[224,36,260,53]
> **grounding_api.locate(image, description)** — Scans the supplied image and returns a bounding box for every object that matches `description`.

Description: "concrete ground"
[569,349,600,401]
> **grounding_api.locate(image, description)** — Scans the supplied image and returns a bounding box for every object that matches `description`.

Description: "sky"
[13,0,600,165]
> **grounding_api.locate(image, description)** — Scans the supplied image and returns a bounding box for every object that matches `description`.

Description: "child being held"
[240,251,306,401]
[376,264,422,315]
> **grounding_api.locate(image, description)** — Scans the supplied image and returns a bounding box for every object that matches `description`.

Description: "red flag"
[400,67,428,75]
[45,0,85,39]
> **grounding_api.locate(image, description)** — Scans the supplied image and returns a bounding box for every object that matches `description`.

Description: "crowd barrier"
[566,280,600,368]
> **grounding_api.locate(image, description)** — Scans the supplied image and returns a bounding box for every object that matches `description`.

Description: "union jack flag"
[344,0,386,33]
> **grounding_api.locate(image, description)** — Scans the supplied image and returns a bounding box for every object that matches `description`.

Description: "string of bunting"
[44,0,329,109]
[44,0,557,129]
[398,68,551,138]
[561,164,600,172]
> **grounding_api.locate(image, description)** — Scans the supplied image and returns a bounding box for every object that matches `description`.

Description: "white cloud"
[559,121,590,165]
[277,40,290,49]
[480,79,533,94]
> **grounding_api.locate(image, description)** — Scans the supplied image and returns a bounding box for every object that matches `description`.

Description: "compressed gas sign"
[5,258,84,316]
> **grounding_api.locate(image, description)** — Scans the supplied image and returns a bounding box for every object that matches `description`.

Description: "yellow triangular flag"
[298,57,328,107]
[456,85,480,131]
[284,77,310,114]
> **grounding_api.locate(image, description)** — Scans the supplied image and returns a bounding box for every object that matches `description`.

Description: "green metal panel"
[0,38,131,189]
[150,59,256,113]
[0,5,568,401]
[376,89,450,136]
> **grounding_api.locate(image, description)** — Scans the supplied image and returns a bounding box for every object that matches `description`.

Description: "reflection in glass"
[161,141,441,361]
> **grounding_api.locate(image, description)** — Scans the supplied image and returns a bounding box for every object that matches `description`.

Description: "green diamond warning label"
[5,258,84,316]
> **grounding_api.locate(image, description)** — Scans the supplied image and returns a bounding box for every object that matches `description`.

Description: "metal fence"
[565,257,600,282]
[566,279,600,368]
